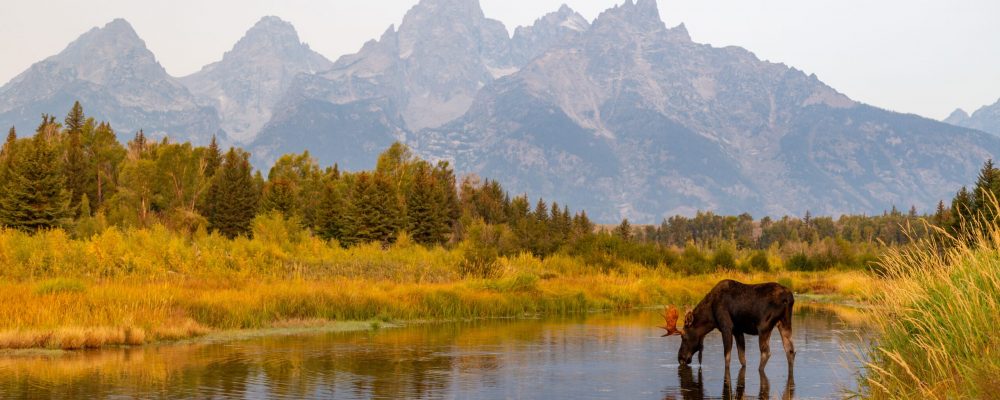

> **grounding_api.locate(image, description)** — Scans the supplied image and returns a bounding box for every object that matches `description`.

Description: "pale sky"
[1,0,998,119]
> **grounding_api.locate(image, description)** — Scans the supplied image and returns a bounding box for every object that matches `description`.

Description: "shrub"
[711,246,737,270]
[785,253,815,271]
[747,251,771,272]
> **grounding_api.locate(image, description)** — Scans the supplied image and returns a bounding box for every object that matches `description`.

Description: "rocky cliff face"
[412,0,998,221]
[0,19,219,143]
[181,16,332,143]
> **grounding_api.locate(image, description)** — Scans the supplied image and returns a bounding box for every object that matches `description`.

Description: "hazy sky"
[1,0,998,119]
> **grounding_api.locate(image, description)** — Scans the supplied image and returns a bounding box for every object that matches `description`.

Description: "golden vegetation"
[856,223,1000,399]
[0,224,871,350]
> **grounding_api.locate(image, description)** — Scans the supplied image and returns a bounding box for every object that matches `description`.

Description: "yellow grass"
[0,225,871,350]
[0,271,868,350]
[855,221,1000,399]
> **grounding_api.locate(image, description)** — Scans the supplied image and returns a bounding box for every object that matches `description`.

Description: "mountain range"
[1,0,997,222]
[945,100,1000,136]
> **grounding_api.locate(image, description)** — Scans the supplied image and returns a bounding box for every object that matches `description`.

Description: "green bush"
[746,251,771,272]
[712,246,737,270]
[786,253,815,271]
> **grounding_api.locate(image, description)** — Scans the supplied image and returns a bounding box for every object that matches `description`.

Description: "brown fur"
[676,279,795,370]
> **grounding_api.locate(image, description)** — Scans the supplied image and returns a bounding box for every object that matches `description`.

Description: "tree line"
[2,102,983,274]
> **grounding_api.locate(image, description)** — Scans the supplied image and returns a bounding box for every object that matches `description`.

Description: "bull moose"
[660,279,796,370]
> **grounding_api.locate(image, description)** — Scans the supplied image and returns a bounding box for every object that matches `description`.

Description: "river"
[0,305,869,399]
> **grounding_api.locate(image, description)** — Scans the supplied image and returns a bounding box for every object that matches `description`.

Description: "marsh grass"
[0,226,871,350]
[855,217,1000,399]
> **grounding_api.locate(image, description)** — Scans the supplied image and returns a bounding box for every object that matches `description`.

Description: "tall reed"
[856,218,1000,398]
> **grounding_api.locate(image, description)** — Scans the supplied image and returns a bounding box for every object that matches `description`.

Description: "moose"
[660,279,796,370]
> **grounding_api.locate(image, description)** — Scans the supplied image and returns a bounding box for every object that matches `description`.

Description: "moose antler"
[659,305,683,337]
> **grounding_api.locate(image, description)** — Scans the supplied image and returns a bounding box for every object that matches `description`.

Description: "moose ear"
[684,311,694,327]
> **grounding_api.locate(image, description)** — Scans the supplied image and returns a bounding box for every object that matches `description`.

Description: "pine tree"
[0,135,71,231]
[204,135,221,178]
[973,159,1000,223]
[615,218,633,241]
[260,179,297,216]
[533,199,549,224]
[951,186,974,235]
[0,127,15,173]
[316,176,347,243]
[4,127,14,149]
[206,148,259,238]
[64,101,85,135]
[63,104,87,211]
[344,172,400,245]
[406,166,448,245]
[933,200,948,227]
[432,161,460,231]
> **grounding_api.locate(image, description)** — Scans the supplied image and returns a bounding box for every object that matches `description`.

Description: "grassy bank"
[0,272,868,350]
[856,227,1000,399]
[0,226,871,350]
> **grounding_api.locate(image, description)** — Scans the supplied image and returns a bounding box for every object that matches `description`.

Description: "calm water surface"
[0,306,868,399]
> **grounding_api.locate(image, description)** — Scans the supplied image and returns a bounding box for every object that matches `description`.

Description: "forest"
[2,102,976,277]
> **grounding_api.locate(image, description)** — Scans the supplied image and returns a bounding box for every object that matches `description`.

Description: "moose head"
[660,305,705,365]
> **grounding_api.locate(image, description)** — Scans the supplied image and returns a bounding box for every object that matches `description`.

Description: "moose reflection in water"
[673,365,795,400]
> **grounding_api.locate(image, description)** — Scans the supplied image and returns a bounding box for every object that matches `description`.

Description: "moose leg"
[721,327,734,368]
[758,329,772,371]
[734,332,747,366]
[778,320,796,366]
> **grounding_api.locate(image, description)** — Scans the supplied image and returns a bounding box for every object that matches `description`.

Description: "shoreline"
[0,292,867,357]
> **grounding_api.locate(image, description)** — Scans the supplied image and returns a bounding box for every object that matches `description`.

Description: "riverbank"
[856,229,1000,399]
[0,270,870,351]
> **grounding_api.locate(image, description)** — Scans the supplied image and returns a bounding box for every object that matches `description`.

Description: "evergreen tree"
[316,175,347,243]
[260,179,297,216]
[64,101,85,135]
[615,218,633,241]
[432,161,460,231]
[406,166,449,245]
[206,148,259,238]
[4,127,14,149]
[63,104,88,211]
[344,172,400,245]
[533,198,549,224]
[204,135,221,177]
[973,159,1000,222]
[0,135,71,231]
[933,200,948,227]
[0,127,15,176]
[950,186,975,235]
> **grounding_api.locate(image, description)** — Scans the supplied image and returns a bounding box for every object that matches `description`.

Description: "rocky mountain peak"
[592,0,665,34]
[401,0,485,20]
[510,4,590,64]
[230,16,305,57]
[51,18,162,83]
[946,99,1000,135]
[181,16,332,143]
[666,22,691,42]
[945,108,970,125]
